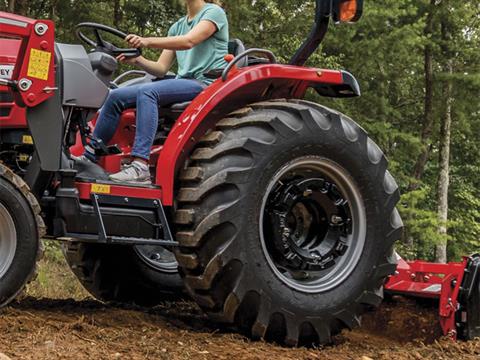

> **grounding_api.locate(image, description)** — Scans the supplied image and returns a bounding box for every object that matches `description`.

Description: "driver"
[81,0,228,185]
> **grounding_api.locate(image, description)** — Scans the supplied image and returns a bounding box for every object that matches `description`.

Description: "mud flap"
[457,254,480,340]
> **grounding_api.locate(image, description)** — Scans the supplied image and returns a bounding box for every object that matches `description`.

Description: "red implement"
[385,254,480,340]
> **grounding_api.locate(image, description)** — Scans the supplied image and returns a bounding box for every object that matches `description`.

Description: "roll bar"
[289,0,364,66]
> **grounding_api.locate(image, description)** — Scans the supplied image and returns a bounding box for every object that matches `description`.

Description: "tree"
[435,56,453,263]
[410,0,437,191]
[7,0,27,15]
[1,0,479,262]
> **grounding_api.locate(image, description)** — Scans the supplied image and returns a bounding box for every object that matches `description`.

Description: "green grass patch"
[26,241,89,300]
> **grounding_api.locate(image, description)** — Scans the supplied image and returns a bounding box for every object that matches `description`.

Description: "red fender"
[155,64,352,205]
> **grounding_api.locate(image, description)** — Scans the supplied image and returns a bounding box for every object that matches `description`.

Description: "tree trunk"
[113,0,122,28]
[50,0,57,21]
[435,27,454,263]
[9,0,28,15]
[410,0,437,190]
[405,0,437,249]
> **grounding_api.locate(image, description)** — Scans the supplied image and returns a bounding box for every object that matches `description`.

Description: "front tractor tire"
[174,100,403,346]
[0,164,44,308]
[64,242,184,306]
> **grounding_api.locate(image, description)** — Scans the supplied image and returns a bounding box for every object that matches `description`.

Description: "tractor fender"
[156,64,360,205]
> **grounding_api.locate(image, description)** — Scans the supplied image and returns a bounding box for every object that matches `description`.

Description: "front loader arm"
[0,12,56,107]
[0,11,63,173]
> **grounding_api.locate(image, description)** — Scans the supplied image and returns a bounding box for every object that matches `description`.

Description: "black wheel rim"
[259,157,366,293]
[134,245,178,274]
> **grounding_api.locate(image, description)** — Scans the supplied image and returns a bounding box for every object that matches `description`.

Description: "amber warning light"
[334,0,364,23]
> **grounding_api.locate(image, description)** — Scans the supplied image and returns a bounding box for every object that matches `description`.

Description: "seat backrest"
[228,39,247,67]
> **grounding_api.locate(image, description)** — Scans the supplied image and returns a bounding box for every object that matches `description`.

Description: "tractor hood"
[0,38,20,81]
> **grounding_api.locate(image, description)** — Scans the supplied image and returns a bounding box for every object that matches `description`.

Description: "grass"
[26,240,89,300]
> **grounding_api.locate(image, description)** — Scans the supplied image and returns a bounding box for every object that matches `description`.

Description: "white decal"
[0,65,14,80]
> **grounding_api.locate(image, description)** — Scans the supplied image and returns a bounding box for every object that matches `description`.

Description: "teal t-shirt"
[168,4,229,84]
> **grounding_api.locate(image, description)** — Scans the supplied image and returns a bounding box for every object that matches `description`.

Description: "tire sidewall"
[0,179,38,305]
[239,132,389,315]
[64,243,184,304]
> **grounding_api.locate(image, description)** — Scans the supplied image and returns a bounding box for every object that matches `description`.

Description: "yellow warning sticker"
[91,184,111,194]
[27,48,51,81]
[22,135,33,144]
[18,154,29,162]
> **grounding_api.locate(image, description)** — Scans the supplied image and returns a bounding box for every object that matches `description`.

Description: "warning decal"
[27,48,51,81]
[91,184,111,194]
[22,135,33,145]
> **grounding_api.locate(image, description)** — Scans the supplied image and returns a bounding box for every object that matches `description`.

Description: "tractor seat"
[165,39,246,113]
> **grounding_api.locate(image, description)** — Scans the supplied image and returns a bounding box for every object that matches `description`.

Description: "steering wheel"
[76,22,142,59]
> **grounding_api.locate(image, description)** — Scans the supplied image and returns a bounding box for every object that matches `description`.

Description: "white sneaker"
[71,155,92,163]
[109,161,151,185]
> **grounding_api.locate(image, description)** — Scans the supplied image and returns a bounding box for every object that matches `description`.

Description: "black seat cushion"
[228,39,247,67]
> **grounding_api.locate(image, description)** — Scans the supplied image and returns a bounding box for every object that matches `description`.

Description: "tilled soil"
[1,296,479,360]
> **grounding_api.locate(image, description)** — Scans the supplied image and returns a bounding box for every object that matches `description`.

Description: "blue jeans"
[90,79,205,160]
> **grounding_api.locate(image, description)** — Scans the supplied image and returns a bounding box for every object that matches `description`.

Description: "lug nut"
[303,189,313,197]
[150,253,161,261]
[331,215,343,224]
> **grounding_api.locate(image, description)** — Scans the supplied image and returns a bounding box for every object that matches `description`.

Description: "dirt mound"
[1,296,479,360]
[360,296,443,344]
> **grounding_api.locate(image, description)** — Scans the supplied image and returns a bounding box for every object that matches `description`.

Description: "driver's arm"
[126,21,217,51]
[119,50,175,78]
[137,50,175,78]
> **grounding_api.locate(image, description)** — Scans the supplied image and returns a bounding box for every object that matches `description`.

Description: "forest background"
[1,0,479,262]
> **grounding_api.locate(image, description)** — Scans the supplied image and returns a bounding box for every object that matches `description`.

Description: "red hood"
[0,38,21,64]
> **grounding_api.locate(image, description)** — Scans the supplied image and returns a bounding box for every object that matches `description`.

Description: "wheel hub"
[260,157,366,293]
[134,244,178,273]
[267,178,352,272]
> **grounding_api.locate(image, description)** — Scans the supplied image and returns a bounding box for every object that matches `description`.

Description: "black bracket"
[457,254,480,340]
[89,193,178,247]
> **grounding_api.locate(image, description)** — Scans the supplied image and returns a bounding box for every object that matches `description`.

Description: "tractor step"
[90,193,177,247]
[62,233,178,247]
[55,177,176,246]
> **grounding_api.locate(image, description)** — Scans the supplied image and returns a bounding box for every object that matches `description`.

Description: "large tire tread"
[175,100,402,346]
[64,242,184,306]
[0,163,45,307]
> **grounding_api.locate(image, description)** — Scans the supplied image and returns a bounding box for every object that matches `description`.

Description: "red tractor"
[0,0,477,346]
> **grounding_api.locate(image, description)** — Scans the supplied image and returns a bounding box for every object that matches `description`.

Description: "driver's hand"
[125,34,148,48]
[116,54,139,65]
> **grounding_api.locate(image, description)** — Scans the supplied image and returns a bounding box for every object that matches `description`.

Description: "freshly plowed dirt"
[1,296,479,360]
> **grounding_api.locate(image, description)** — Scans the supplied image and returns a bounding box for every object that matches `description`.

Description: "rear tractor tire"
[64,242,184,306]
[0,164,44,308]
[174,100,403,346]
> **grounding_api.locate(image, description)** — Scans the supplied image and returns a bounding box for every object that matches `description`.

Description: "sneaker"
[71,154,92,163]
[71,146,97,163]
[109,161,151,185]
